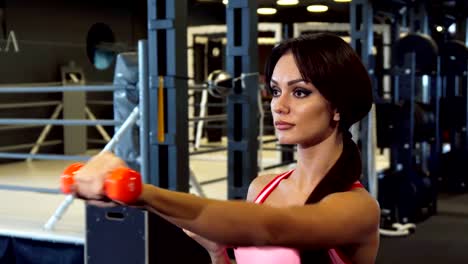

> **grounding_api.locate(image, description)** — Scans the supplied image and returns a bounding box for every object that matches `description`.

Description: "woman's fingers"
[73,152,126,199]
[87,198,120,208]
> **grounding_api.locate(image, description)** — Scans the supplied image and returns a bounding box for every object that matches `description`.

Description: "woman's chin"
[277,137,295,145]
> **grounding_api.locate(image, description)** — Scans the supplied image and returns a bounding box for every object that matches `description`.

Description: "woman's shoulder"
[246,173,281,202]
[323,185,379,210]
[323,187,380,232]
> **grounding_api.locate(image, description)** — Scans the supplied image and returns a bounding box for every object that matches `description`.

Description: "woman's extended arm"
[139,183,380,249]
[74,152,379,249]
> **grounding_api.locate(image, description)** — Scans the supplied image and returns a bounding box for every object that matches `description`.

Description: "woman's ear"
[333,110,340,122]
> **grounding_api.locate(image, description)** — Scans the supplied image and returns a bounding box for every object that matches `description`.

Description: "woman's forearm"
[138,184,276,246]
[139,184,217,220]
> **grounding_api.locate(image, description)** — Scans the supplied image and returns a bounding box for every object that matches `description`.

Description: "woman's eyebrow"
[287,79,306,85]
[270,78,306,85]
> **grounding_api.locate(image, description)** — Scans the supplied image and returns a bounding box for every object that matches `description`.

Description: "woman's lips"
[275,121,295,130]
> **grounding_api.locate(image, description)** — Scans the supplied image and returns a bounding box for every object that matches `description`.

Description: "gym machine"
[376,33,439,235]
[437,39,468,193]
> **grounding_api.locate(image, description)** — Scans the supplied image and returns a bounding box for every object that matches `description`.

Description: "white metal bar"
[85,106,111,142]
[28,104,63,162]
[194,89,208,150]
[189,169,206,198]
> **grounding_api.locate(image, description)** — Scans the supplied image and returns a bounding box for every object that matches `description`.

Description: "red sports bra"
[233,170,364,264]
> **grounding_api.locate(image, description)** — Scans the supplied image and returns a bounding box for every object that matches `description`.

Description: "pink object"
[234,170,361,264]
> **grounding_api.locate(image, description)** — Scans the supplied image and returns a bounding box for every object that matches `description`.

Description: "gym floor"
[1,140,467,263]
[378,193,468,263]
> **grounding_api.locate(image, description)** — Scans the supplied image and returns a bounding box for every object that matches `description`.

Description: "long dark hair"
[264,33,373,263]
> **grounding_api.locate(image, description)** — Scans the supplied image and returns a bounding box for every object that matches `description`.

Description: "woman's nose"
[271,95,289,115]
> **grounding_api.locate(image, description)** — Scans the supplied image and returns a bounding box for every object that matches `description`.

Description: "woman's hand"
[73,151,127,206]
[182,229,227,261]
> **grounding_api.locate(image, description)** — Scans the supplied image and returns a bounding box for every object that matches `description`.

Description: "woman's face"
[270,52,340,147]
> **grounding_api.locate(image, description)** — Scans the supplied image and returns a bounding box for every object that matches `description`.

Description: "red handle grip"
[61,163,142,204]
[61,163,84,194]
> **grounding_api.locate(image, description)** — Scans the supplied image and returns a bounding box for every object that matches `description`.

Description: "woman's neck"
[291,129,344,193]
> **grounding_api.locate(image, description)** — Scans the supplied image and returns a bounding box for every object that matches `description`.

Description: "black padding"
[440,40,468,76]
[0,236,83,264]
[437,150,468,192]
[376,102,401,148]
[440,96,467,131]
[409,101,435,143]
[378,167,436,223]
[393,33,438,74]
[376,101,435,147]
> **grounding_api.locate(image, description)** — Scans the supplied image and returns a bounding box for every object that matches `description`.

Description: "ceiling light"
[307,5,329,13]
[276,0,299,5]
[436,26,444,32]
[448,23,456,34]
[334,0,351,2]
[222,0,228,4]
[257,7,277,15]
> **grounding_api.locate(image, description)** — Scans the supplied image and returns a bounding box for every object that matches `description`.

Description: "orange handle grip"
[60,163,142,204]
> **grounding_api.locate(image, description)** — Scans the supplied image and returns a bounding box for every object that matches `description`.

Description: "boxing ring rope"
[0,153,90,161]
[0,119,119,126]
[0,85,121,93]
[0,185,61,194]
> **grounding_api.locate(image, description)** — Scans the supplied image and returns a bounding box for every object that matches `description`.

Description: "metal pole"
[189,169,206,197]
[226,0,259,200]
[28,104,64,161]
[194,89,208,150]
[85,106,111,142]
[139,40,150,184]
[258,90,265,171]
[350,0,376,198]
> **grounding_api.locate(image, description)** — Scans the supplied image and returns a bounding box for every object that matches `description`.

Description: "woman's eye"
[293,89,311,98]
[271,88,281,97]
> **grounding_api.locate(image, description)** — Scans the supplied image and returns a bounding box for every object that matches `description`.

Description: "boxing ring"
[0,159,85,262]
[0,160,85,243]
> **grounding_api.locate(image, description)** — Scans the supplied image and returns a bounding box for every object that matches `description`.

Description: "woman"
[73,33,380,264]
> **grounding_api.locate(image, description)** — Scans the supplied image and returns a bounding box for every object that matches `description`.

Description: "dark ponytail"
[300,134,363,263]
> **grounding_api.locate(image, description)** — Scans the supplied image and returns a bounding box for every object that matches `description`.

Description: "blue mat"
[0,236,83,264]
